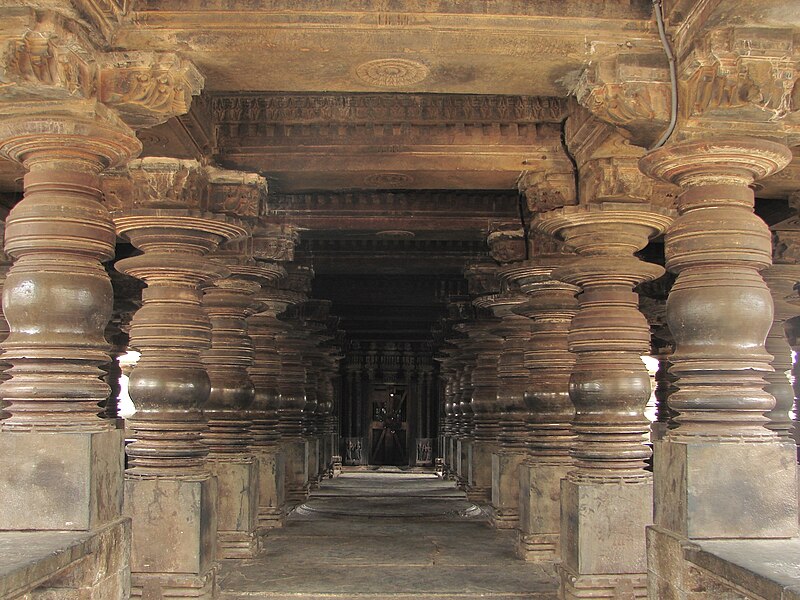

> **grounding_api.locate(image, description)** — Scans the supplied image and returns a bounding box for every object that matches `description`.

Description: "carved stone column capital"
[0,8,203,129]
[517,169,577,213]
[574,51,671,148]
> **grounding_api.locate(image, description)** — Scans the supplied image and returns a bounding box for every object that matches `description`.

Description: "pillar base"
[208,456,259,559]
[560,477,651,583]
[256,446,286,532]
[306,436,321,490]
[491,450,524,529]
[0,429,124,531]
[283,438,309,506]
[654,438,798,539]
[468,439,494,504]
[125,475,217,595]
[518,460,572,561]
[130,569,216,600]
[558,563,647,599]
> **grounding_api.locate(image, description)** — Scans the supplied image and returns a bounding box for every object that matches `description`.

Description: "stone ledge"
[685,538,800,600]
[0,518,130,599]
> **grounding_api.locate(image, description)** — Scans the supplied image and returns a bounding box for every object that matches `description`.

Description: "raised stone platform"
[0,518,130,599]
[685,538,800,600]
[218,470,558,599]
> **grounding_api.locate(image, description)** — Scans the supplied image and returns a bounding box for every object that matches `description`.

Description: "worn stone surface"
[490,450,524,529]
[654,439,799,539]
[255,447,286,533]
[124,476,217,576]
[0,430,123,531]
[218,471,558,599]
[207,458,259,559]
[0,518,130,600]
[560,478,652,576]
[518,461,572,562]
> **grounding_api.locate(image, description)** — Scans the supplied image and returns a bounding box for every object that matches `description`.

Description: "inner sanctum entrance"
[368,384,409,466]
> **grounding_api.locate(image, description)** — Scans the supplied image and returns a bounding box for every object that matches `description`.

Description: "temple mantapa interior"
[1,1,800,599]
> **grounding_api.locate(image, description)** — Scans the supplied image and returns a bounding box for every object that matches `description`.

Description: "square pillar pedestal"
[0,430,130,600]
[491,450,524,529]
[207,456,259,559]
[283,438,309,506]
[0,429,125,531]
[256,446,286,536]
[125,476,218,599]
[648,439,799,598]
[306,437,320,490]
[456,438,470,489]
[517,460,571,561]
[467,440,494,503]
[558,477,652,599]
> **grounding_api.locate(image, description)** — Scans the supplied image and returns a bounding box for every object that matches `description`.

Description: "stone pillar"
[0,114,140,550]
[640,138,799,598]
[276,263,314,506]
[247,227,297,536]
[249,286,290,533]
[0,222,11,421]
[763,223,800,442]
[105,158,248,598]
[478,289,529,529]
[503,255,578,562]
[457,318,501,504]
[535,201,671,598]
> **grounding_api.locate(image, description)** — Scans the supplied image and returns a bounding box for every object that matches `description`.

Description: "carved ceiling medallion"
[363,173,413,187]
[355,58,430,88]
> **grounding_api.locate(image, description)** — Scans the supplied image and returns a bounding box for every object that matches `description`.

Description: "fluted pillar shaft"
[536,201,671,598]
[640,138,799,596]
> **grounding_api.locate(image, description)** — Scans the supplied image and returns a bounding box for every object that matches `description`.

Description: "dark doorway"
[368,385,408,466]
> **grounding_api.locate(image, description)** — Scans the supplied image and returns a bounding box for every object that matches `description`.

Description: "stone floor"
[218,468,559,599]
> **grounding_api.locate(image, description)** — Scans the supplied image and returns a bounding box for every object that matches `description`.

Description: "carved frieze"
[681,27,799,123]
[212,93,567,125]
[518,169,577,212]
[0,8,203,128]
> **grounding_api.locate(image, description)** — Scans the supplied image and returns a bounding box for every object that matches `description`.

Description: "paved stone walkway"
[218,469,559,599]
